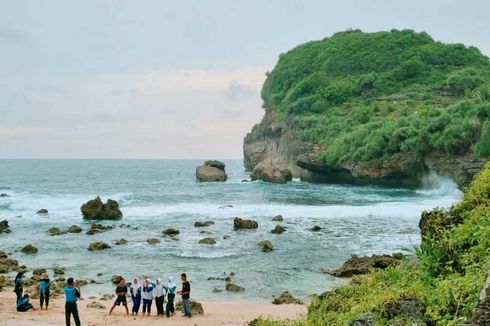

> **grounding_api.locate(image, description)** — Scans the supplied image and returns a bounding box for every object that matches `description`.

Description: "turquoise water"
[0,159,461,301]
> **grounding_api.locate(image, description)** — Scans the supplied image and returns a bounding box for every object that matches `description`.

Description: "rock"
[67,225,82,233]
[100,294,114,301]
[81,196,122,220]
[250,160,292,184]
[87,242,111,251]
[271,225,286,234]
[86,223,114,235]
[194,220,215,227]
[111,275,123,284]
[226,283,245,292]
[115,238,128,245]
[272,291,304,305]
[162,227,180,236]
[311,225,322,231]
[48,227,66,236]
[223,235,230,239]
[329,254,401,277]
[32,268,47,276]
[0,275,12,291]
[87,301,105,309]
[0,193,9,197]
[176,299,204,315]
[53,267,65,275]
[272,215,283,221]
[0,220,11,234]
[475,268,490,325]
[147,238,161,244]
[196,160,228,182]
[199,237,216,245]
[258,240,273,252]
[219,205,233,209]
[233,217,258,230]
[212,287,222,293]
[0,255,19,273]
[350,316,376,326]
[36,209,48,215]
[21,244,38,254]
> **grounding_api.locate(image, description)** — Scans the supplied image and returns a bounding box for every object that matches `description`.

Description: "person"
[16,293,35,312]
[153,278,166,317]
[39,273,51,310]
[141,278,154,316]
[177,273,191,318]
[14,272,24,303]
[109,278,129,316]
[130,277,142,316]
[64,277,81,326]
[165,276,176,318]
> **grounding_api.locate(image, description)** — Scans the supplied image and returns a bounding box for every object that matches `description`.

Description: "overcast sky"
[1,0,489,159]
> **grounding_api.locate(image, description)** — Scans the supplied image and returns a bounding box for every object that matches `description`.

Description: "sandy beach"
[0,290,306,326]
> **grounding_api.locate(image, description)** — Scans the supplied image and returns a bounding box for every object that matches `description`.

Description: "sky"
[1,0,489,159]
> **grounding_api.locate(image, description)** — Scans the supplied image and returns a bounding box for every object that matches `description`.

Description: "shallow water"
[0,159,461,301]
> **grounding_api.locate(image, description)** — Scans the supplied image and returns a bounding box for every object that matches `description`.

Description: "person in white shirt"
[153,278,166,317]
[141,279,154,316]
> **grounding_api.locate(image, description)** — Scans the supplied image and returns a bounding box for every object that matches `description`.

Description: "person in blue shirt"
[64,277,81,326]
[16,293,35,312]
[39,273,51,310]
[141,278,154,316]
[130,277,142,316]
[14,272,24,303]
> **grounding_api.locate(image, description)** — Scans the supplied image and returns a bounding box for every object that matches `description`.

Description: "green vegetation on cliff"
[261,29,490,166]
[256,163,490,326]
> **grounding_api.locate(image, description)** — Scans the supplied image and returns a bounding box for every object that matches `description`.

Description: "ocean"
[0,159,461,301]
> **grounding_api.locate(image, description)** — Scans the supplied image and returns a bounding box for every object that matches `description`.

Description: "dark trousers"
[65,301,81,326]
[166,293,175,317]
[142,299,152,314]
[155,296,165,316]
[40,289,50,307]
[15,289,22,303]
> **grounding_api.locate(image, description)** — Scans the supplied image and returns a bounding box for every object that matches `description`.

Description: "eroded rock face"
[329,254,401,277]
[81,197,122,220]
[196,160,227,182]
[233,217,258,230]
[250,160,292,184]
[21,244,38,254]
[475,269,490,325]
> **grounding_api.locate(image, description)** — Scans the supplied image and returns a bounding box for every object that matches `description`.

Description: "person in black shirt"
[177,273,191,317]
[109,278,129,316]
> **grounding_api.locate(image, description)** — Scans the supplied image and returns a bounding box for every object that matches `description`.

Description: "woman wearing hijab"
[165,276,177,318]
[14,272,24,303]
[130,277,142,316]
[141,278,154,316]
[153,278,166,317]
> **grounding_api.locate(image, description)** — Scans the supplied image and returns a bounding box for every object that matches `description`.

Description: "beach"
[0,289,306,326]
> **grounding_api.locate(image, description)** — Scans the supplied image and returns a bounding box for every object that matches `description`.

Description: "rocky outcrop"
[147,238,161,244]
[0,251,19,273]
[196,160,227,182]
[272,291,304,305]
[21,244,38,254]
[329,254,401,277]
[48,227,66,236]
[115,238,128,245]
[194,220,215,227]
[67,225,82,233]
[258,240,273,252]
[234,217,258,230]
[199,237,216,245]
[0,220,11,234]
[272,215,283,221]
[86,223,114,235]
[176,299,204,314]
[162,227,180,236]
[271,225,286,234]
[244,110,485,187]
[475,269,490,325]
[36,209,48,215]
[250,159,292,184]
[226,283,245,292]
[88,242,111,251]
[81,197,122,220]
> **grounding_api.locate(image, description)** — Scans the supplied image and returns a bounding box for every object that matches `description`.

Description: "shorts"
[115,295,127,306]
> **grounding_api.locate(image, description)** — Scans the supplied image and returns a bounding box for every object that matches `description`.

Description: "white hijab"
[167,276,176,289]
[130,277,141,293]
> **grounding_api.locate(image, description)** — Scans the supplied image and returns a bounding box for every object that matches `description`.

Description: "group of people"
[13,271,192,326]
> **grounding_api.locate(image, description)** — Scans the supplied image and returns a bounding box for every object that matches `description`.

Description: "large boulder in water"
[250,160,292,184]
[233,217,258,230]
[21,244,38,254]
[81,197,122,220]
[196,160,227,182]
[88,242,111,251]
[328,254,401,277]
[0,220,11,234]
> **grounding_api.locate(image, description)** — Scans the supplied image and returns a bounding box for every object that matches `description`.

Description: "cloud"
[224,80,257,100]
[0,25,26,42]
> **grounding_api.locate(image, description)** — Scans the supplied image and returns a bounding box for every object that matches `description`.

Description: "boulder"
[194,220,215,227]
[81,197,122,220]
[271,225,286,234]
[53,267,66,275]
[162,227,180,236]
[250,160,292,184]
[0,275,12,291]
[36,209,48,215]
[67,225,82,233]
[115,238,128,245]
[233,217,258,230]
[272,215,283,221]
[88,242,111,251]
[226,283,245,292]
[32,268,47,276]
[329,254,401,277]
[100,294,114,301]
[258,240,273,252]
[311,225,322,232]
[196,160,228,182]
[87,301,105,309]
[223,235,230,239]
[0,193,9,197]
[48,227,66,236]
[0,253,19,273]
[272,291,304,305]
[147,238,161,244]
[176,299,204,315]
[21,244,38,254]
[212,287,222,293]
[86,223,114,235]
[0,220,11,234]
[199,237,216,245]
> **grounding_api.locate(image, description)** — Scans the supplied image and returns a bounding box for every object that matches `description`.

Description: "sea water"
[0,159,461,301]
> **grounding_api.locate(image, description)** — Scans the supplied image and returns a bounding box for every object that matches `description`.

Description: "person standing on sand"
[166,276,176,318]
[130,277,142,316]
[109,278,129,316]
[141,278,154,316]
[64,277,81,326]
[177,273,191,318]
[153,278,166,317]
[14,272,24,303]
[39,272,51,310]
[16,293,36,312]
